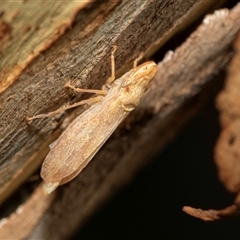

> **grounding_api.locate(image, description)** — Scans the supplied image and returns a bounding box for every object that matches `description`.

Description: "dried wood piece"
[183,204,240,221]
[215,31,240,193]
[0,186,54,239]
[0,1,91,93]
[183,7,240,221]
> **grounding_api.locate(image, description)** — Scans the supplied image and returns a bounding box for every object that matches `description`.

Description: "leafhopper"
[27,46,157,194]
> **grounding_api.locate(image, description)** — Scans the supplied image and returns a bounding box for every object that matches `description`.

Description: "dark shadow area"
[72,97,240,240]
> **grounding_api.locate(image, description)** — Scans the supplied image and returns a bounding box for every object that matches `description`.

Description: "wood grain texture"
[0,0,91,93]
[0,0,219,204]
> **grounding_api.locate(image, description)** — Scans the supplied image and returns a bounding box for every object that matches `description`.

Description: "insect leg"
[106,45,117,84]
[26,96,102,120]
[133,52,144,68]
[65,81,107,95]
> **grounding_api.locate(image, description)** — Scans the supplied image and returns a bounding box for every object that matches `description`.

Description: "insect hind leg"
[26,96,102,121]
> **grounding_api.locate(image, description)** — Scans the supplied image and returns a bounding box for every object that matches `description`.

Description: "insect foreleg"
[65,81,107,95]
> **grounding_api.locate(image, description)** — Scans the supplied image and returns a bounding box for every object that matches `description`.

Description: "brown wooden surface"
[0,0,219,205]
[0,1,240,239]
[0,0,91,93]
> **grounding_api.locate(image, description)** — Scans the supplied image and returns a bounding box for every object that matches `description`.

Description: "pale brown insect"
[27,46,157,194]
